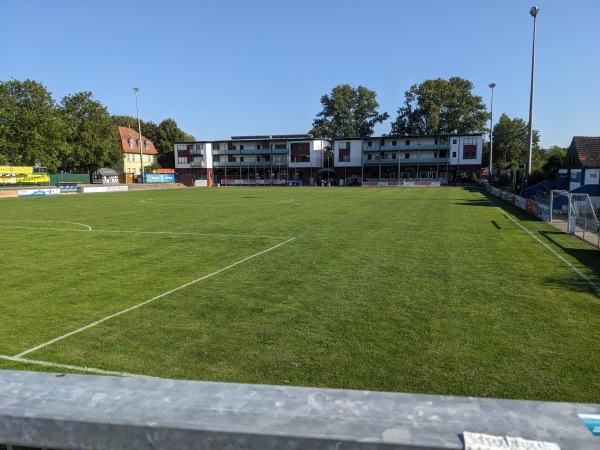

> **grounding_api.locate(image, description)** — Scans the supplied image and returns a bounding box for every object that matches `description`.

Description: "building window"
[367,154,372,160]
[339,147,350,162]
[145,140,151,150]
[462,138,477,159]
[392,140,397,146]
[240,145,244,150]
[257,144,261,150]
[214,156,220,162]
[274,144,286,150]
[177,157,188,164]
[240,157,244,162]
[129,139,134,149]
[290,142,310,162]
[405,153,410,159]
[453,139,457,144]
[452,151,457,158]
[392,153,397,159]
[368,141,372,147]
[405,140,410,146]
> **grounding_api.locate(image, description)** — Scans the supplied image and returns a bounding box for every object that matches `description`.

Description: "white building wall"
[584,168,599,186]
[334,139,362,168]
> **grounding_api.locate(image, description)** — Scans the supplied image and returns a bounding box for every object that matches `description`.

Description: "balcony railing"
[213,149,289,155]
[213,160,288,168]
[362,143,450,152]
[191,161,205,167]
[363,157,449,165]
[1,370,597,450]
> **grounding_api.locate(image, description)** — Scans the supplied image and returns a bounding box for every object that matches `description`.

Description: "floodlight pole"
[488,83,496,184]
[133,87,144,184]
[525,6,539,184]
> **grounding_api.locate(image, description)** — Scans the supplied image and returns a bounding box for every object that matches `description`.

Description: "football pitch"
[1,186,599,403]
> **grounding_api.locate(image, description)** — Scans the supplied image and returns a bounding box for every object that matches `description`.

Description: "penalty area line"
[0,354,155,378]
[14,237,296,358]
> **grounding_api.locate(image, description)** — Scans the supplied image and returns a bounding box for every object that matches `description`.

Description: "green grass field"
[1,186,599,403]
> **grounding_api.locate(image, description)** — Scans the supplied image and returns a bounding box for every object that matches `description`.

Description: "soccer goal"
[550,190,600,246]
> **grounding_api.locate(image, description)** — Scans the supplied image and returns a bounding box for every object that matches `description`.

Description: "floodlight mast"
[133,87,144,184]
[526,6,539,184]
[488,83,496,184]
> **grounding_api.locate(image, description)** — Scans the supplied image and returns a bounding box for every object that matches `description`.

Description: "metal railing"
[362,157,449,165]
[361,143,449,151]
[1,370,598,450]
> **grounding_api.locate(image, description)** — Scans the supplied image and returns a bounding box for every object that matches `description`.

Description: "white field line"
[489,200,600,294]
[0,221,291,240]
[14,237,296,358]
[0,354,154,378]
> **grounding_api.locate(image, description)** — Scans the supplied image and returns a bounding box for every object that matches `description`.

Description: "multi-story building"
[117,126,158,180]
[333,134,484,185]
[174,135,324,186]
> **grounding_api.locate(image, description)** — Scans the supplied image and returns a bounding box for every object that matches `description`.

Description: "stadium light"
[488,83,496,184]
[526,6,539,182]
[133,87,144,184]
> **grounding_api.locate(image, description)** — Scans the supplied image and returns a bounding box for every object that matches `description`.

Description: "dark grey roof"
[95,168,119,176]
[569,136,600,167]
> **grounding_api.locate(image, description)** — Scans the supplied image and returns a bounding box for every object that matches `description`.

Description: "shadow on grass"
[539,231,600,276]
[535,231,600,297]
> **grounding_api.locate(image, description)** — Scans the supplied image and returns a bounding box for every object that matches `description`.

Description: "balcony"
[363,157,449,165]
[213,160,288,168]
[190,149,204,155]
[362,143,449,152]
[191,161,205,167]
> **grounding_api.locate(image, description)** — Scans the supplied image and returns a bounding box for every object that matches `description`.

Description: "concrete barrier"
[0,370,598,449]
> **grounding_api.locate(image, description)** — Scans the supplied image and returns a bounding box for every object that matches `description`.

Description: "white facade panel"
[584,168,599,186]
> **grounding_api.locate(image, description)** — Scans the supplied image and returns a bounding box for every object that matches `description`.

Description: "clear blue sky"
[1,0,598,149]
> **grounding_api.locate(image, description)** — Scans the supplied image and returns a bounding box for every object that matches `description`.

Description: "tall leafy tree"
[310,84,389,140]
[155,118,195,167]
[60,92,121,172]
[391,77,488,135]
[492,113,542,171]
[0,79,67,170]
[539,145,567,180]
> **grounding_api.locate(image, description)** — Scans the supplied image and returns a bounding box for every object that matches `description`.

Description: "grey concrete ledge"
[0,370,598,449]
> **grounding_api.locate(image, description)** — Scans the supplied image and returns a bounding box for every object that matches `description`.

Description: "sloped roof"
[568,136,600,168]
[117,126,158,155]
[94,168,119,176]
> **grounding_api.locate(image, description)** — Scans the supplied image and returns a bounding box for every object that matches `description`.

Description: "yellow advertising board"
[17,174,50,183]
[0,166,34,174]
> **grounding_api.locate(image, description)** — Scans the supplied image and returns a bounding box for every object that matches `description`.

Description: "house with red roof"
[116,126,158,180]
[556,136,600,208]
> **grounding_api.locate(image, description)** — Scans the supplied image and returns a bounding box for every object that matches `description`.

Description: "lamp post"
[133,87,144,183]
[526,6,539,182]
[488,83,496,184]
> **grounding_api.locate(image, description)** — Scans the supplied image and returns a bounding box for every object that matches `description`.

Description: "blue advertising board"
[145,174,176,183]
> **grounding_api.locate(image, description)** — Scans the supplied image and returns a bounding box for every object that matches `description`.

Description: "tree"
[492,113,542,171]
[60,92,122,172]
[310,84,389,141]
[155,118,195,167]
[390,77,488,136]
[540,145,567,180]
[0,79,67,171]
